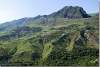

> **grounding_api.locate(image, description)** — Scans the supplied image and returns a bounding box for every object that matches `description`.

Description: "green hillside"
[0,6,99,66]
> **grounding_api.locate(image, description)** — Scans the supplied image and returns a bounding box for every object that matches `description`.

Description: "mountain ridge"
[0,6,90,33]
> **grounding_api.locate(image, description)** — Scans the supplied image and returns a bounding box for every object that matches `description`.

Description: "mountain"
[0,6,90,33]
[0,6,99,66]
[0,18,33,32]
[48,6,90,18]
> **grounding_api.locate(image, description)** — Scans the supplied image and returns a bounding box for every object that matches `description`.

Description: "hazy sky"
[0,0,99,23]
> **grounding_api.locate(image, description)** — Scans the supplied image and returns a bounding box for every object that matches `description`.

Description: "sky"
[0,0,99,23]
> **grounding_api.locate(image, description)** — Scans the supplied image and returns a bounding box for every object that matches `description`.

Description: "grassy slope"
[0,16,99,66]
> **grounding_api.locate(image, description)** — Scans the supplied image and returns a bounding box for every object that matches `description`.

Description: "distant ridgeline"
[0,6,90,32]
[32,6,91,20]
